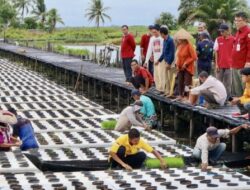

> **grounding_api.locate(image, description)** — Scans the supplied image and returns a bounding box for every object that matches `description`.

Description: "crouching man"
[193,125,247,170]
[109,128,166,171]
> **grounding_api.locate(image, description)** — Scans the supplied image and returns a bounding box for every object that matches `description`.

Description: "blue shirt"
[197,39,214,64]
[140,95,156,117]
[158,36,175,65]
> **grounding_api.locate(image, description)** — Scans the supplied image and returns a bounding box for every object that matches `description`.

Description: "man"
[140,25,154,76]
[189,71,227,108]
[193,125,247,170]
[130,59,154,94]
[232,12,250,96]
[196,32,214,74]
[196,22,211,45]
[121,25,136,82]
[115,101,150,132]
[214,23,234,99]
[145,24,164,93]
[231,68,250,120]
[131,89,157,128]
[109,128,166,170]
[158,26,175,96]
[8,108,38,151]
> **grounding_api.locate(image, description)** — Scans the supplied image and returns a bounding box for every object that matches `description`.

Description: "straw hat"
[174,28,193,40]
[0,110,17,125]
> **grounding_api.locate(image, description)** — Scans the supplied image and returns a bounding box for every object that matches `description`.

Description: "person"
[193,125,248,170]
[196,22,211,45]
[8,108,39,151]
[174,29,197,100]
[231,68,250,120]
[140,25,154,76]
[196,32,214,74]
[115,101,150,132]
[130,59,154,93]
[131,89,157,128]
[189,71,227,108]
[232,12,250,96]
[158,26,175,96]
[145,24,165,93]
[109,128,167,170]
[214,23,234,99]
[0,110,22,151]
[121,25,136,82]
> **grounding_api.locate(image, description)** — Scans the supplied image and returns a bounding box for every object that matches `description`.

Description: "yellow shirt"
[109,134,153,156]
[240,82,250,104]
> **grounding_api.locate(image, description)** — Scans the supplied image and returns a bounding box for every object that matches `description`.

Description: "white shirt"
[194,129,230,163]
[145,36,164,63]
[190,76,227,106]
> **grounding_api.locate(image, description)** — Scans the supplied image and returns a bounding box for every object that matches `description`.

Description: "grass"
[145,157,185,169]
[101,120,117,130]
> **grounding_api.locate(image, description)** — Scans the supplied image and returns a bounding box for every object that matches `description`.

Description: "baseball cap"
[131,89,141,97]
[218,23,229,31]
[206,126,220,138]
[240,67,250,76]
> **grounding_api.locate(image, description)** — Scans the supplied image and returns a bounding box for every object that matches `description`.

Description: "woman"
[175,29,197,100]
[0,110,22,151]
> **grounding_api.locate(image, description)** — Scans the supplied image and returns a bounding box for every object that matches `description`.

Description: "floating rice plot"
[31,116,118,132]
[0,84,65,92]
[35,130,176,148]
[0,149,39,173]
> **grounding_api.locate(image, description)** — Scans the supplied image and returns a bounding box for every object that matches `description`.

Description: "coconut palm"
[32,0,46,28]
[13,0,34,19]
[46,8,64,33]
[85,0,111,28]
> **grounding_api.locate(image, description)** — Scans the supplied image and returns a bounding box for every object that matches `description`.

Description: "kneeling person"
[189,71,227,108]
[109,128,166,170]
[193,125,246,170]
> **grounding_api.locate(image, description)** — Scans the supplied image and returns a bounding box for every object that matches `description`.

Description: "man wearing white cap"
[115,101,150,132]
[0,110,22,151]
[193,125,247,170]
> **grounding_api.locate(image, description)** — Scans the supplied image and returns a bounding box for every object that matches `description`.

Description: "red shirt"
[134,66,154,86]
[121,33,136,59]
[216,35,235,69]
[140,34,151,57]
[232,25,250,69]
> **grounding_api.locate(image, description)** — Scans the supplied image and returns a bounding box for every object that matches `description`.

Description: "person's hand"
[14,140,22,146]
[143,62,148,68]
[141,55,145,62]
[216,67,220,73]
[154,61,159,66]
[201,163,208,171]
[166,64,171,70]
[231,97,240,105]
[241,124,250,129]
[144,125,151,131]
[245,62,250,68]
[181,64,187,70]
[160,159,167,169]
[122,163,133,171]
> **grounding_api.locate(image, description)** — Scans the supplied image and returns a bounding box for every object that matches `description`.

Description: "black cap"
[218,23,229,31]
[148,25,154,30]
[153,24,161,31]
[131,89,141,97]
[240,67,250,75]
[206,127,220,138]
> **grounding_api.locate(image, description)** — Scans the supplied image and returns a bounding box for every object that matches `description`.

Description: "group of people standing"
[120,11,250,112]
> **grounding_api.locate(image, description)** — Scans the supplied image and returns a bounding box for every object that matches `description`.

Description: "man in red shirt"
[232,12,250,96]
[140,25,154,76]
[121,25,136,82]
[130,59,154,94]
[214,23,235,99]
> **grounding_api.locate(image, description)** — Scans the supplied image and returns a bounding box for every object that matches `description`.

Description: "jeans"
[130,75,146,89]
[122,58,133,82]
[148,60,154,76]
[192,143,226,163]
[110,146,147,169]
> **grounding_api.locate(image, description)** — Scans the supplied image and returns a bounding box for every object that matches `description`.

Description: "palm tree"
[46,8,64,33]
[85,0,111,28]
[13,0,34,19]
[32,0,46,28]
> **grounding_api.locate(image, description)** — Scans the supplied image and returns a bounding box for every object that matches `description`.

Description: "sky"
[45,0,250,27]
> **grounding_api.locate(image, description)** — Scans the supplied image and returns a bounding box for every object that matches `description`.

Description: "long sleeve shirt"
[121,33,136,59]
[119,106,144,127]
[145,36,164,63]
[240,81,250,104]
[194,129,230,164]
[158,36,175,65]
[190,76,227,106]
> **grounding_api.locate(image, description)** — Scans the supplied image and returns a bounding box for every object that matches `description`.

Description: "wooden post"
[174,107,178,132]
[189,112,194,139]
[74,65,83,92]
